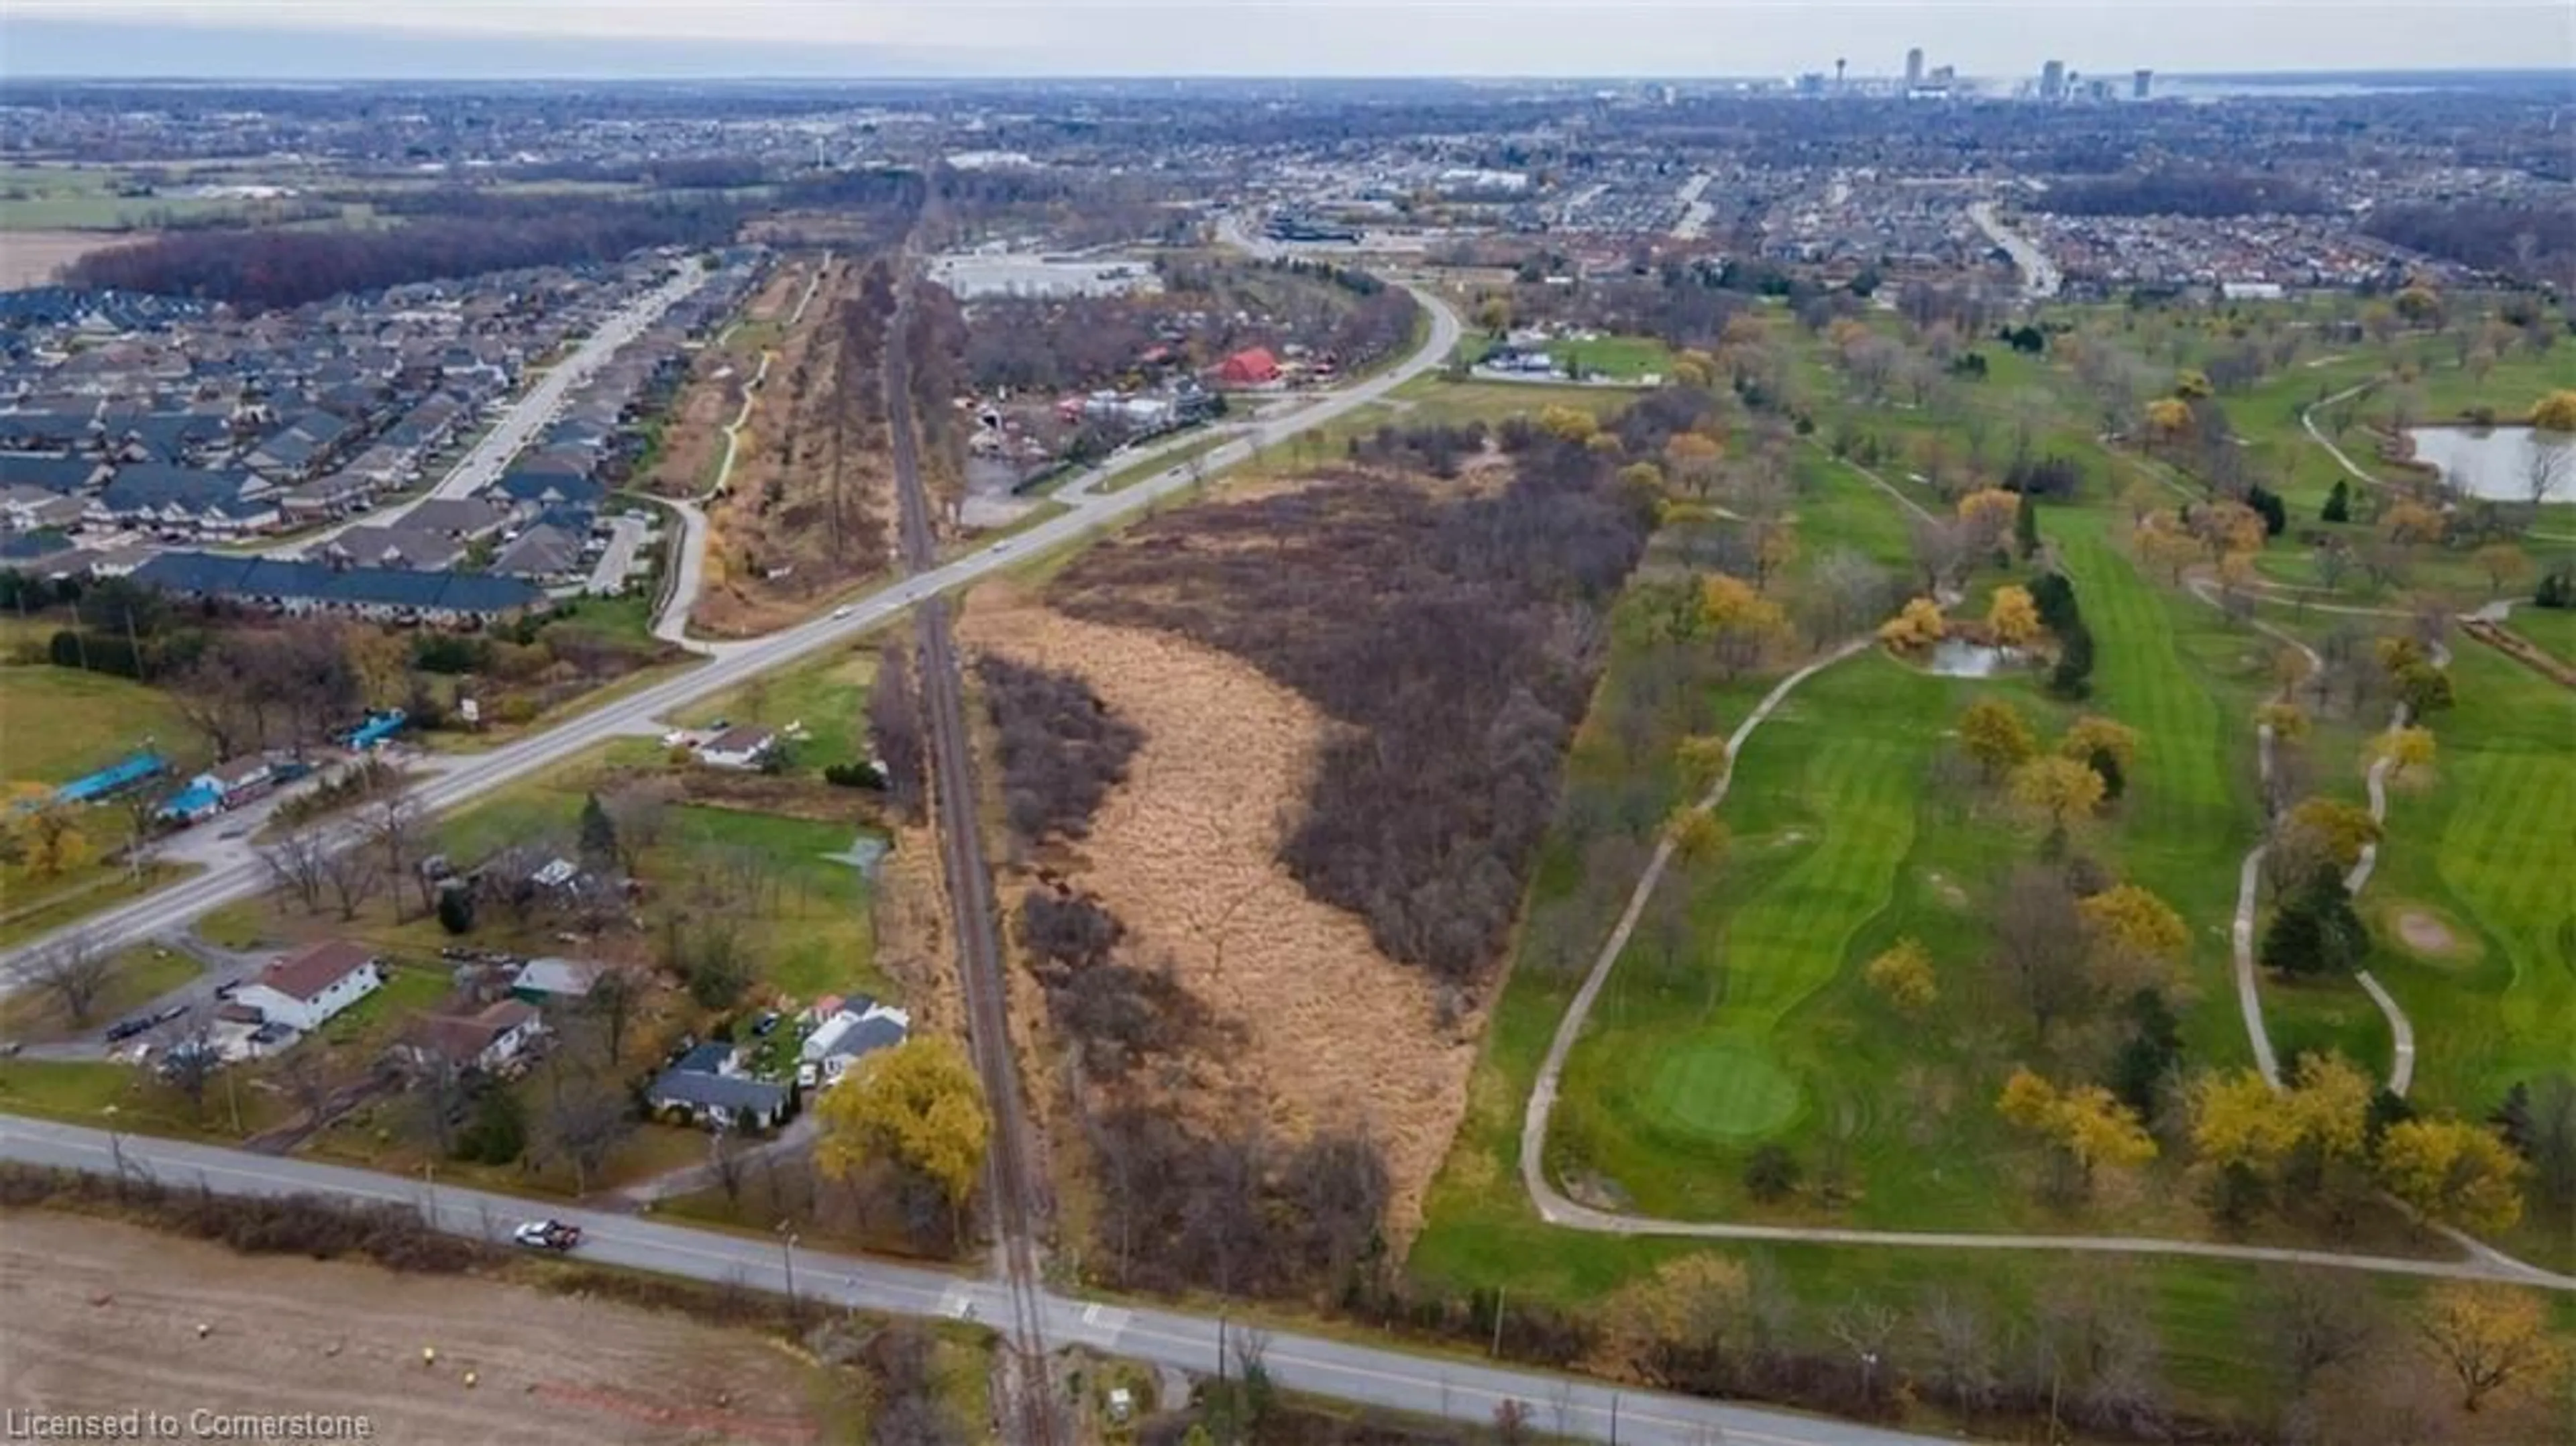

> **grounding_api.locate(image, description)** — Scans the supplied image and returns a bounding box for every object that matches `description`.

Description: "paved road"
[1966,201,2059,302]
[2300,382,2385,488]
[0,285,1464,988]
[0,1115,1948,1446]
[274,264,713,559]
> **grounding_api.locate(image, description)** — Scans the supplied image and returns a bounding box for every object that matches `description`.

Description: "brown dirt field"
[959,586,1481,1242]
[0,231,146,290]
[0,1213,829,1445]
[741,263,809,325]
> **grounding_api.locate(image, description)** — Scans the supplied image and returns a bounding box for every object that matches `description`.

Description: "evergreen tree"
[2086,744,2127,802]
[2014,488,2042,560]
[578,791,619,871]
[435,885,476,936]
[2491,1082,2535,1157]
[2109,988,2184,1118]
[2322,478,2352,524]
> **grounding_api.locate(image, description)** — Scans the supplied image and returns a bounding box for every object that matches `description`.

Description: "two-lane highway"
[0,1115,1946,1446]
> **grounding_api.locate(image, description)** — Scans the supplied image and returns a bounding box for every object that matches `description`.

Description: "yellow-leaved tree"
[1538,404,1599,443]
[1863,938,1937,1014]
[1877,596,1947,652]
[1700,573,1794,679]
[1998,1067,2157,1199]
[2530,388,2576,435]
[3,786,91,880]
[2377,726,2437,777]
[2009,755,2106,836]
[1609,1254,1751,1382]
[1666,808,1728,865]
[1956,488,2021,557]
[2078,883,2190,991]
[2286,797,2379,868]
[2376,1118,2526,1235]
[1985,585,2041,648]
[1675,735,1732,794]
[2186,1053,2372,1219]
[2255,701,2309,742]
[2413,1282,2568,1414]
[1957,699,2037,781]
[2058,715,2141,773]
[814,1036,992,1225]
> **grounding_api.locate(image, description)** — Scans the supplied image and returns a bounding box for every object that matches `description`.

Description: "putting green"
[1646,1034,1805,1141]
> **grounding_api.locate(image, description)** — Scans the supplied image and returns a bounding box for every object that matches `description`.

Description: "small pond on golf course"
[2404,425,2573,503]
[1925,639,2014,677]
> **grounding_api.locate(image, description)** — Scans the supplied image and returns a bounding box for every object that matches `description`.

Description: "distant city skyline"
[2,2,2567,80]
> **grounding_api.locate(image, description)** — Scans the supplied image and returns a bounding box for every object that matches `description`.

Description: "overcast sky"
[5,1,2569,78]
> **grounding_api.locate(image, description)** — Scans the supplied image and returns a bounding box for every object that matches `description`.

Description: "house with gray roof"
[490,522,584,582]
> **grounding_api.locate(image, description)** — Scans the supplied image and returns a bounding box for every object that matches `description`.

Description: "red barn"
[1214,347,1281,387]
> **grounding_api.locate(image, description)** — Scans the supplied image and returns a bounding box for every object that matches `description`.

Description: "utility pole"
[1489,1285,1505,1358]
[776,1224,800,1317]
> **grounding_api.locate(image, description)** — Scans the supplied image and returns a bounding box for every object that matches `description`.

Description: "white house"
[694,724,779,771]
[232,940,384,1034]
[193,755,276,808]
[402,999,545,1074]
[800,999,912,1085]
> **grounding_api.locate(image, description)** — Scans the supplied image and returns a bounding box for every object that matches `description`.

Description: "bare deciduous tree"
[318,841,381,922]
[258,826,331,913]
[2258,1267,2380,1401]
[28,930,115,1027]
[540,1056,634,1197]
[1992,865,2093,1042]
[600,779,677,875]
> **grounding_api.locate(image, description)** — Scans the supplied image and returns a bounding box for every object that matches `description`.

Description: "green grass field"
[0,667,191,785]
[675,644,877,777]
[1407,302,2576,1432]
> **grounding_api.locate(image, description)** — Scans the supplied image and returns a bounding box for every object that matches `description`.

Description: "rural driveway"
[0,1115,1952,1446]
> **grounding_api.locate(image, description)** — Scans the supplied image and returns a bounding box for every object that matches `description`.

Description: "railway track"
[881,261,1059,1444]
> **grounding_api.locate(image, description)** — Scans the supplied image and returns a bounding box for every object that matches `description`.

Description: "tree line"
[64,194,751,310]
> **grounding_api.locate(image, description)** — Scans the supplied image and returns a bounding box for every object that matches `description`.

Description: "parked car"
[104,1017,152,1044]
[751,1011,781,1037]
[213,978,241,999]
[512,1219,583,1252]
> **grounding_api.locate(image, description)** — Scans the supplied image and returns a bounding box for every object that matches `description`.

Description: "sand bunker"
[2394,908,2460,957]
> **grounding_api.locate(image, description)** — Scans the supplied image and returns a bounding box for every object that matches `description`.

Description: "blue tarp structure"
[55,752,167,805]
[342,710,408,751]
[158,781,223,822]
